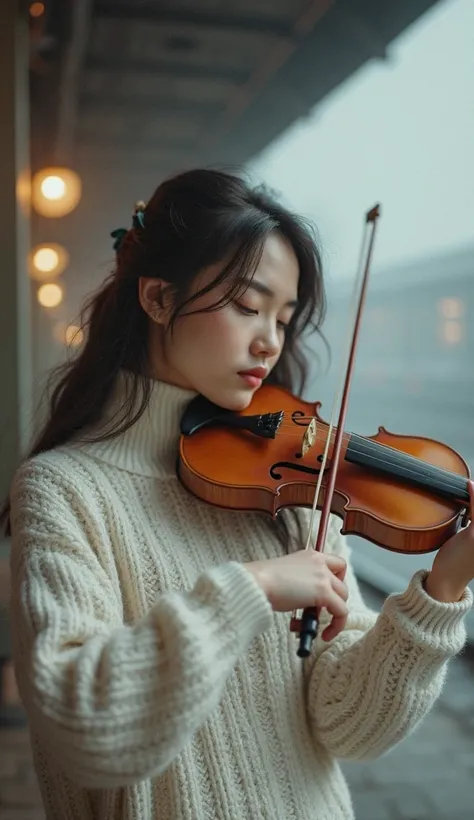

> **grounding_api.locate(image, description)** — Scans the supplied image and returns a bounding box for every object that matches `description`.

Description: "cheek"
[175,310,239,354]
[207,310,240,338]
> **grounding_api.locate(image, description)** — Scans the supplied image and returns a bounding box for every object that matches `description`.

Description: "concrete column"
[0,0,32,504]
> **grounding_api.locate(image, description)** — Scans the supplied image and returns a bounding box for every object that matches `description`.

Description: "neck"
[345,434,469,503]
[76,370,198,477]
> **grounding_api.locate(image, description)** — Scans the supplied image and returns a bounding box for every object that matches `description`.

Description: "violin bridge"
[301,418,317,457]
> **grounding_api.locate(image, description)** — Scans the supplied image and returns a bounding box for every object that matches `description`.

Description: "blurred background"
[0,0,472,818]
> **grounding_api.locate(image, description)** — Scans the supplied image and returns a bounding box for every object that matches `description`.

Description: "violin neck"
[345,434,470,503]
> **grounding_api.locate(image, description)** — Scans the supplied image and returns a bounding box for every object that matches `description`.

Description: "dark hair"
[1,168,327,539]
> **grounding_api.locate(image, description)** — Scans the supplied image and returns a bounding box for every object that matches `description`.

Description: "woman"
[4,169,473,820]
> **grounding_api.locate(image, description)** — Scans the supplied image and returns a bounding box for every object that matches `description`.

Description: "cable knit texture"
[9,372,472,820]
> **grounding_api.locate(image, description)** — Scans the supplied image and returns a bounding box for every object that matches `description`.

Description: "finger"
[331,574,349,601]
[324,554,347,576]
[320,589,349,620]
[322,614,347,642]
[468,480,474,521]
[333,564,347,583]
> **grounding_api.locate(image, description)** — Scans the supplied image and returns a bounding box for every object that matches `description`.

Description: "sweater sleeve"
[9,459,273,789]
[305,516,472,761]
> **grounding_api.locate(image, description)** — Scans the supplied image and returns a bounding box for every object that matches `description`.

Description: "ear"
[138,277,175,326]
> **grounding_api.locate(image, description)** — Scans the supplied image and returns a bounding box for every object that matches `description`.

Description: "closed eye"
[234,302,258,316]
[234,302,290,330]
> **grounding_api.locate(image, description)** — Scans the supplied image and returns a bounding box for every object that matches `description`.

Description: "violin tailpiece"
[232,410,284,439]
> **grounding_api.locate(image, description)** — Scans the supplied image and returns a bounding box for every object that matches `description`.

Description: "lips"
[238,366,267,389]
[238,367,268,379]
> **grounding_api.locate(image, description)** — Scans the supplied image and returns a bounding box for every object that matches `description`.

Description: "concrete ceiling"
[31,0,441,180]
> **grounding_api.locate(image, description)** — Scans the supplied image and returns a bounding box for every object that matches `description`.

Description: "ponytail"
[0,271,150,535]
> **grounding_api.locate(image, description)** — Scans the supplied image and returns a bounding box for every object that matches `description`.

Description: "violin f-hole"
[269,460,323,481]
[291,411,311,427]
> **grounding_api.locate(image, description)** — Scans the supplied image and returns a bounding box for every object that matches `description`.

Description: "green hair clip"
[111,201,146,252]
[110,227,128,252]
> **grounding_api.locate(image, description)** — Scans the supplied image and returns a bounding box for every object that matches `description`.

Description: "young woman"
[4,169,473,820]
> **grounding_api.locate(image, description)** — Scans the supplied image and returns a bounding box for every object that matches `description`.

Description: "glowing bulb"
[37,283,64,308]
[40,175,67,201]
[65,325,84,347]
[28,243,69,280]
[30,2,45,18]
[33,247,59,273]
[32,167,82,217]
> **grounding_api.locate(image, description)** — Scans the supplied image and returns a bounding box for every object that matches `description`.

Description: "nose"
[250,325,281,360]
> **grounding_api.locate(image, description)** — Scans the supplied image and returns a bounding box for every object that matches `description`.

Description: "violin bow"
[290,205,382,658]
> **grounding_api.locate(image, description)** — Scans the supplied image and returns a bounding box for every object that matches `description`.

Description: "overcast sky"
[251,0,474,283]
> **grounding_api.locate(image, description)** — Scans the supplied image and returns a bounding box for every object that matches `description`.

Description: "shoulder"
[10,447,106,537]
[12,448,85,502]
[11,441,118,497]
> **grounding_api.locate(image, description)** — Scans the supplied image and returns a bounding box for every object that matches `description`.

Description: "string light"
[28,243,69,280]
[32,167,82,217]
[37,283,64,308]
[30,2,45,18]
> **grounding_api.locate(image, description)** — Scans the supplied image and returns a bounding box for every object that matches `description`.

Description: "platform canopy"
[30,0,441,177]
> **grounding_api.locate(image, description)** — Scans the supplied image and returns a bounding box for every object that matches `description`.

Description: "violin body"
[178,384,470,555]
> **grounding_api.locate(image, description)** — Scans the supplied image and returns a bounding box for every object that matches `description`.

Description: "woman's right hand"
[245,550,349,641]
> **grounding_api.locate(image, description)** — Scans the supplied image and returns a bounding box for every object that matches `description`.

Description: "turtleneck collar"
[73,370,198,478]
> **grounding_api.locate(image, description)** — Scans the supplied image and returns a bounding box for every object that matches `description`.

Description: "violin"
[177,206,471,658]
[179,384,470,554]
[178,386,470,636]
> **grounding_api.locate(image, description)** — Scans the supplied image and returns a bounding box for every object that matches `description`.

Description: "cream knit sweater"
[9,374,472,820]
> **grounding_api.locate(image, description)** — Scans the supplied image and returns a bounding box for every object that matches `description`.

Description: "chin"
[228,393,255,412]
[206,387,255,413]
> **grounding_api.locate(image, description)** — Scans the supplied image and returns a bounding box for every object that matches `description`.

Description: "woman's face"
[142,233,300,410]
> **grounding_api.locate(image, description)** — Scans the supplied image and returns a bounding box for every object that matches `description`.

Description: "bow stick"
[290,205,381,658]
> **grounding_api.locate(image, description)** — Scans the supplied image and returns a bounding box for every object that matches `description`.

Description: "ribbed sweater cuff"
[383,569,473,654]
[194,561,273,642]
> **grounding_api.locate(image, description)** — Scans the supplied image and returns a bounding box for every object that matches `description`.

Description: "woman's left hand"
[425,480,474,602]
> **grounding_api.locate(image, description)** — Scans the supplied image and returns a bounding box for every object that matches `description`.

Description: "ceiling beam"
[86,55,248,84]
[80,94,221,116]
[94,4,293,37]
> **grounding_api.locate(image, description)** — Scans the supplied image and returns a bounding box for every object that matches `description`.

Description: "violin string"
[274,419,468,482]
[277,429,466,486]
[269,425,468,495]
[278,423,464,476]
[345,447,467,495]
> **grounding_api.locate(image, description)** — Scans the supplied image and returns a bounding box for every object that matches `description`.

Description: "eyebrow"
[247,279,298,309]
